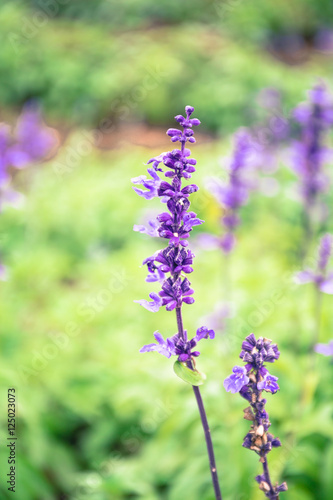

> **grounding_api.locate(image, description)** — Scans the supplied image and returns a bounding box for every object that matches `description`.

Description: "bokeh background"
[1,1,333,499]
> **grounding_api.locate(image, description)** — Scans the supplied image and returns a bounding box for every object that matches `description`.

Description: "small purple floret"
[140,325,215,361]
[257,374,280,394]
[224,366,249,393]
[134,292,162,312]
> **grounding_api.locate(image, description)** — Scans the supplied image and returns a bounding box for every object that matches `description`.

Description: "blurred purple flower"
[14,103,56,163]
[295,233,333,293]
[314,29,333,53]
[314,340,333,357]
[0,104,55,210]
[0,262,7,281]
[1,104,56,279]
[201,129,255,255]
[290,82,333,223]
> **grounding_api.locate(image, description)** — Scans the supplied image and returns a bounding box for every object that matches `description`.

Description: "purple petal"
[314,340,333,356]
[294,270,316,284]
[224,366,249,393]
[0,263,8,281]
[134,292,162,312]
[195,326,215,341]
[320,274,333,294]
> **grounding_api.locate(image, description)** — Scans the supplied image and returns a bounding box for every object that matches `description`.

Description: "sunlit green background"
[1,1,333,499]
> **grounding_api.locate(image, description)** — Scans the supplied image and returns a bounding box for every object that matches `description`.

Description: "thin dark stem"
[176,307,185,341]
[262,457,279,500]
[192,385,222,500]
[175,306,222,500]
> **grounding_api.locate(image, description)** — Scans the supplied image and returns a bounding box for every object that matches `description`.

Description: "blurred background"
[1,0,333,499]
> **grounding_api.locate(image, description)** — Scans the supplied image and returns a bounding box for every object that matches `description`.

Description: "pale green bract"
[173,360,206,386]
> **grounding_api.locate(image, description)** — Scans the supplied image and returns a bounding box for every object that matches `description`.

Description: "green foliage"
[1,1,333,131]
[0,137,332,499]
[1,1,333,498]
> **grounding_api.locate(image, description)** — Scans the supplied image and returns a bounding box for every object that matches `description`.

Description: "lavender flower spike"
[202,129,254,254]
[290,83,333,247]
[133,106,222,499]
[1,104,56,278]
[224,334,287,499]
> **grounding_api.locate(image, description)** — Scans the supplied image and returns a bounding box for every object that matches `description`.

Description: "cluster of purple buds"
[224,334,287,499]
[295,233,333,293]
[140,327,215,362]
[133,106,204,313]
[290,83,333,220]
[0,103,56,280]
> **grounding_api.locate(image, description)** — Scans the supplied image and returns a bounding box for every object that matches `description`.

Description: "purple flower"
[14,102,56,162]
[141,254,166,283]
[225,333,286,497]
[224,366,249,393]
[195,326,215,341]
[0,104,56,278]
[134,108,221,497]
[133,218,159,237]
[240,333,280,366]
[1,104,56,184]
[133,106,202,313]
[132,168,161,200]
[314,340,333,357]
[220,232,236,253]
[159,276,194,311]
[208,129,255,254]
[257,374,279,394]
[290,83,333,222]
[0,262,7,281]
[147,152,166,171]
[1,105,55,188]
[155,246,194,275]
[140,326,214,361]
[134,292,162,312]
[318,233,333,271]
[140,331,176,358]
[295,233,333,294]
[169,326,214,362]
